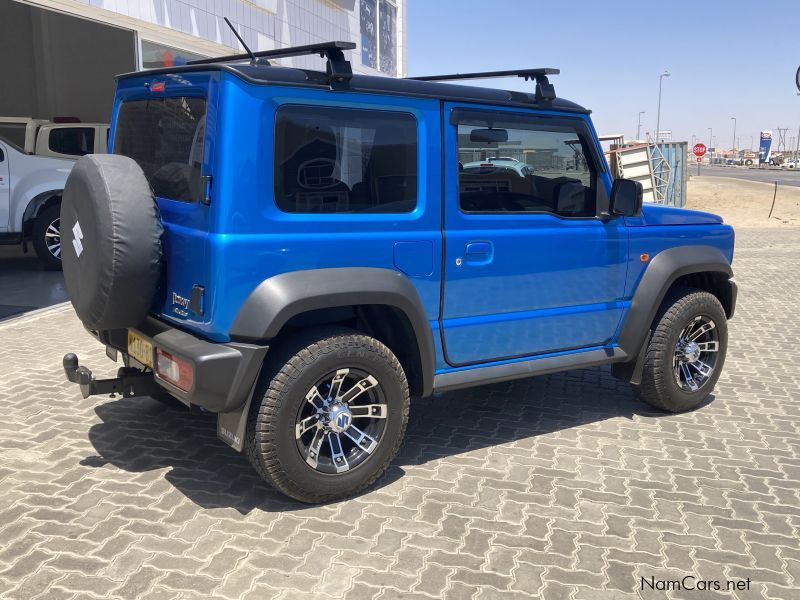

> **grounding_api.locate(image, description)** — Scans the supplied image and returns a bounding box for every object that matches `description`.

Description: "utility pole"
[656,71,670,143]
[708,127,713,165]
[796,125,800,161]
[637,111,645,140]
[776,128,789,153]
[730,117,737,151]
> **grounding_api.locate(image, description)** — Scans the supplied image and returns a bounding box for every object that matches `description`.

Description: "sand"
[685,176,800,228]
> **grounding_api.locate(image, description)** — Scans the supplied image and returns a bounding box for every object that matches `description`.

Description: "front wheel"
[634,289,728,413]
[245,328,410,503]
[32,205,63,270]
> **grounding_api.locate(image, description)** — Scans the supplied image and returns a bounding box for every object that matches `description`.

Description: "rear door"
[111,73,217,333]
[440,104,628,365]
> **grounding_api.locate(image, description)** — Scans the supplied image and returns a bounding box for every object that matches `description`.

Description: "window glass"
[275,106,417,214]
[113,97,207,202]
[457,118,597,217]
[49,127,95,156]
[359,0,378,69]
[378,0,397,76]
[141,40,207,69]
[0,124,27,149]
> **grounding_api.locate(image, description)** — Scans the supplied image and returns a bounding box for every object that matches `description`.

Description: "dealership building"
[0,0,407,123]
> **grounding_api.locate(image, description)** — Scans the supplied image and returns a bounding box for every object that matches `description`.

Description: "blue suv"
[60,42,736,503]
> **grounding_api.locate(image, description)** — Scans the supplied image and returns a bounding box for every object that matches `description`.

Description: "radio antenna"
[223,17,260,64]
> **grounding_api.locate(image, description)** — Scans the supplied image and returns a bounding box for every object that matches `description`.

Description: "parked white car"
[0,117,109,159]
[0,118,109,268]
[0,138,74,268]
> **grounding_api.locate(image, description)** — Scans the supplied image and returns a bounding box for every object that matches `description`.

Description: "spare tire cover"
[61,154,163,330]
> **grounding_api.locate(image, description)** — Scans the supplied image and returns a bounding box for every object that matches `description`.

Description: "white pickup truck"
[0,118,109,269]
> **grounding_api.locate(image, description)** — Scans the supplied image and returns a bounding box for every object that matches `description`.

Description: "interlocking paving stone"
[1,228,799,599]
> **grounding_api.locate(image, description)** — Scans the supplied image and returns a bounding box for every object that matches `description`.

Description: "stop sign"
[693,143,707,157]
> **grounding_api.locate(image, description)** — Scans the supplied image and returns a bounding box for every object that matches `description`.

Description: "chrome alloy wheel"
[45,217,61,259]
[673,315,719,392]
[295,368,388,474]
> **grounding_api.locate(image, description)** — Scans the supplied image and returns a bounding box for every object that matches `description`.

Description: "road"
[697,164,800,187]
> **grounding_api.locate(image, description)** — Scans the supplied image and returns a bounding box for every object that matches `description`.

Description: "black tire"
[246,327,409,503]
[634,288,728,413]
[60,154,163,331]
[32,204,63,270]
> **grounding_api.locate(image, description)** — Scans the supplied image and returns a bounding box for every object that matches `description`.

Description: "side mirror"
[610,178,643,217]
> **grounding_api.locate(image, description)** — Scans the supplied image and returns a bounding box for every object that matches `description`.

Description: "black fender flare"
[617,245,734,360]
[229,267,435,397]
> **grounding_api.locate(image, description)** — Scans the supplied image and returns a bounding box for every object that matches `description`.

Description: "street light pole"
[708,127,713,166]
[637,111,645,140]
[731,117,737,151]
[655,70,670,143]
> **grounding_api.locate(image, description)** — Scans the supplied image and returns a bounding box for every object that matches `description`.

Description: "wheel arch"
[21,190,62,237]
[229,268,436,398]
[618,245,735,359]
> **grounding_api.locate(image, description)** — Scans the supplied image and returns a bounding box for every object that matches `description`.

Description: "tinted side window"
[274,106,417,213]
[49,128,95,156]
[113,97,207,202]
[0,124,27,149]
[457,118,597,217]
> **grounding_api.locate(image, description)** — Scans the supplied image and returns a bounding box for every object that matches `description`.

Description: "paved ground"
[0,245,67,321]
[697,165,800,188]
[1,228,799,600]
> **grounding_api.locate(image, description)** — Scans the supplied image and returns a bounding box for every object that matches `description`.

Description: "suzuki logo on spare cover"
[72,221,84,257]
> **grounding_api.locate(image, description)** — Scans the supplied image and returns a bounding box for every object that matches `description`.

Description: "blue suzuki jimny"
[60,41,736,503]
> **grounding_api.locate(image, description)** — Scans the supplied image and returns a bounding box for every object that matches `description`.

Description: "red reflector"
[151,81,166,93]
[155,349,194,391]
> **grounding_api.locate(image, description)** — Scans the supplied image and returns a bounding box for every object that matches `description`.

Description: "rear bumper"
[74,316,267,413]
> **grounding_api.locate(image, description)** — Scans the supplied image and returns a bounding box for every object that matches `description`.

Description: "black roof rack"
[187,41,356,85]
[409,68,559,102]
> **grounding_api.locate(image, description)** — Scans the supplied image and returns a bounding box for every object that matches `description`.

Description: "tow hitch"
[63,353,162,399]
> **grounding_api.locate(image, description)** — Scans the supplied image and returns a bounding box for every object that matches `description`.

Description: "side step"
[63,353,162,399]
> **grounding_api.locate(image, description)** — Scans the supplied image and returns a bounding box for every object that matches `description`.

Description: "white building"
[0,0,407,122]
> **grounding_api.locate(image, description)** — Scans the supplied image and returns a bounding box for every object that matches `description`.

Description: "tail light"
[155,349,194,391]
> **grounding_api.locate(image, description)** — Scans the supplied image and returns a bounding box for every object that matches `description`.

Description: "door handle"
[464,241,494,265]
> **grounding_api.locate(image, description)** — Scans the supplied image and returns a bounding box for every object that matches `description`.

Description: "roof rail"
[188,41,356,84]
[408,68,560,102]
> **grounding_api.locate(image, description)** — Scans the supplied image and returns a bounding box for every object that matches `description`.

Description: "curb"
[0,302,72,328]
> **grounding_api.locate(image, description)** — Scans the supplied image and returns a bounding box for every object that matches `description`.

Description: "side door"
[0,143,9,231]
[440,104,628,366]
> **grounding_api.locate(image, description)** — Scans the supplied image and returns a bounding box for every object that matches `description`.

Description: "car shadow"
[81,366,713,514]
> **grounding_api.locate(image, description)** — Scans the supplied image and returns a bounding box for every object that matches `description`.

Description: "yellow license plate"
[127,331,153,368]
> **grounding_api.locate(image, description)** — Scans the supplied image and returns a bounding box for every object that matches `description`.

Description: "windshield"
[113,97,207,202]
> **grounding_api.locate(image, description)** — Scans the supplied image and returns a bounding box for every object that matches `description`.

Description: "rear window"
[49,127,95,156]
[274,105,417,213]
[0,123,27,149]
[113,97,207,202]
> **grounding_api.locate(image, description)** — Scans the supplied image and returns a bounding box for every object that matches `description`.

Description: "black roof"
[117,62,589,114]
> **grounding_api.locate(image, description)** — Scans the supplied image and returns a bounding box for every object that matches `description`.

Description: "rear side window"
[113,97,207,202]
[274,105,417,213]
[0,123,27,149]
[49,127,95,156]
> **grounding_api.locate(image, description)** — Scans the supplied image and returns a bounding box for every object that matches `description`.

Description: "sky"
[407,1,800,151]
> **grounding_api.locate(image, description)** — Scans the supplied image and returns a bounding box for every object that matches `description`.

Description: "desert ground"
[687,175,800,227]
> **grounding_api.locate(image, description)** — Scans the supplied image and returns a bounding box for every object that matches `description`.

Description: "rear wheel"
[32,205,63,270]
[634,289,728,413]
[245,328,409,503]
